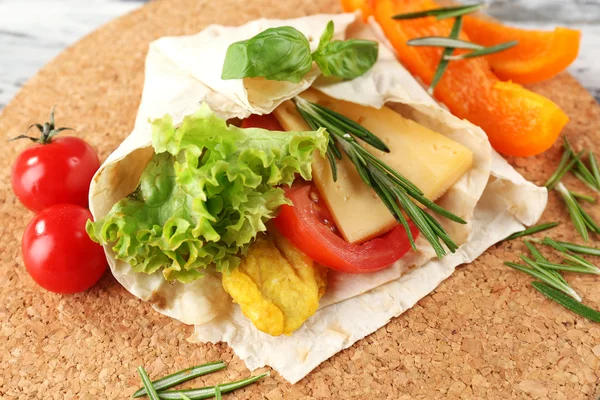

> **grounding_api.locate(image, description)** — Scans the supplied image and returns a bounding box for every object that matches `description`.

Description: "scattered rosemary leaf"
[407,36,482,50]
[540,237,599,272]
[523,240,567,284]
[531,282,600,323]
[133,362,227,398]
[589,150,600,188]
[504,261,581,301]
[180,394,192,400]
[553,241,600,257]
[505,222,559,241]
[537,260,600,275]
[443,40,518,60]
[569,191,596,203]
[392,3,485,20]
[544,150,584,189]
[215,385,222,400]
[555,182,589,241]
[575,160,599,190]
[138,367,161,400]
[543,144,572,189]
[156,373,269,400]
[428,16,463,95]
[573,170,600,192]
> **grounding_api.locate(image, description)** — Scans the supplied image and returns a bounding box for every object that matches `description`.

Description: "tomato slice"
[274,184,419,273]
[241,114,284,130]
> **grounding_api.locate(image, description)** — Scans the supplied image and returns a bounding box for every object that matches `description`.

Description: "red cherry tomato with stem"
[275,184,420,273]
[11,108,100,212]
[22,204,107,294]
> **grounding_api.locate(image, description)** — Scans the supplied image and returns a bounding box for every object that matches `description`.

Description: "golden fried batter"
[222,229,327,336]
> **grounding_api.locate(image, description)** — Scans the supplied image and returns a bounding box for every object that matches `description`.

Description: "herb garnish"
[133,363,268,400]
[392,4,486,21]
[396,3,516,93]
[133,361,227,398]
[294,96,465,258]
[222,21,378,83]
[532,282,600,323]
[504,221,559,241]
[138,367,161,400]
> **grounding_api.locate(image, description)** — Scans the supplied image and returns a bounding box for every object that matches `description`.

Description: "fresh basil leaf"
[317,20,334,52]
[221,26,312,83]
[312,39,378,80]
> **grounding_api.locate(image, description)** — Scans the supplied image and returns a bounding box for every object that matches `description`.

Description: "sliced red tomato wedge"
[241,113,284,130]
[275,184,419,273]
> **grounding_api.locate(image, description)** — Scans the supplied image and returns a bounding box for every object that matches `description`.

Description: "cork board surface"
[1,0,599,398]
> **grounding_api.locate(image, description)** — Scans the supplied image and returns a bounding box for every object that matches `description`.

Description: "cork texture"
[1,0,599,398]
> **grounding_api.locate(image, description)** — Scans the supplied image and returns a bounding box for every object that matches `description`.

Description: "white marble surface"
[0,0,598,109]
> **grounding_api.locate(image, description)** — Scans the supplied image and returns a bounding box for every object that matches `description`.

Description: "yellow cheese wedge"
[273,90,473,244]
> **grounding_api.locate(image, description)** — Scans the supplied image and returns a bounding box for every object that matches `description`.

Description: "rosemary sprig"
[156,373,269,400]
[504,261,581,301]
[294,97,466,257]
[138,367,161,400]
[392,3,485,20]
[443,41,518,60]
[504,222,559,241]
[133,362,227,398]
[429,17,463,94]
[532,282,600,323]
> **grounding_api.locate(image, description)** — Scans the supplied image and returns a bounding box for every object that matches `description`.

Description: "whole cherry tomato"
[11,108,100,212]
[22,204,107,293]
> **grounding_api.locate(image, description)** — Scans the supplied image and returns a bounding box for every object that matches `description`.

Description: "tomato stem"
[8,106,74,144]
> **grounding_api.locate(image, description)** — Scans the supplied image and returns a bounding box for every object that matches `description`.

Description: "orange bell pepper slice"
[463,16,581,84]
[344,0,568,157]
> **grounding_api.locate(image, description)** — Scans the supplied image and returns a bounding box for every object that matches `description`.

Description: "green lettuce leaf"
[87,103,327,283]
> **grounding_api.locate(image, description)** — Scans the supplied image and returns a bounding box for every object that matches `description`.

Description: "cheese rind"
[273,90,473,244]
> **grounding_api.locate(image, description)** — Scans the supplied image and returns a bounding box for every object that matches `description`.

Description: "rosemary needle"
[156,373,269,400]
[138,367,161,400]
[531,282,600,323]
[133,362,227,398]
[537,260,600,275]
[392,3,485,20]
[569,191,596,203]
[551,241,600,257]
[504,222,559,241]
[428,16,463,94]
[589,150,600,188]
[443,41,518,60]
[544,150,584,189]
[555,182,589,241]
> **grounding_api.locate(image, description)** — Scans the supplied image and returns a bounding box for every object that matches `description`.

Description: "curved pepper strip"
[463,16,581,84]
[347,0,569,157]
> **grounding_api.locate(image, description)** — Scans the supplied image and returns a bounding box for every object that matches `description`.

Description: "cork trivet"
[0,0,599,398]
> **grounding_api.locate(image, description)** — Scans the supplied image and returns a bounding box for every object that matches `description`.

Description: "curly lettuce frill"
[87,103,327,283]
